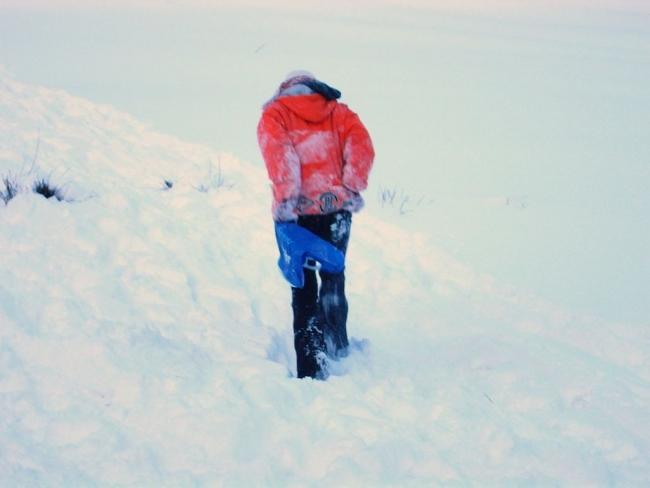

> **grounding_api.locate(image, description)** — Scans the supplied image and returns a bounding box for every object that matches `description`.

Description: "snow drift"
[1,71,649,485]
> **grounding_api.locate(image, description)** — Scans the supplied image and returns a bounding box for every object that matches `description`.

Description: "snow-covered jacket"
[257,84,374,220]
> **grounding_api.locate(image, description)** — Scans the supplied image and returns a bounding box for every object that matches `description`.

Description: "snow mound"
[1,71,649,485]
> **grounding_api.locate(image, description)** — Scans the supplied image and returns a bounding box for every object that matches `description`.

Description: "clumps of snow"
[294,131,333,162]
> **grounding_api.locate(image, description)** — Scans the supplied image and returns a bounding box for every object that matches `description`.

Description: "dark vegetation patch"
[32,177,65,201]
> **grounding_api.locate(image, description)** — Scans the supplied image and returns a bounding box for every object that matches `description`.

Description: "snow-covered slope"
[1,72,649,485]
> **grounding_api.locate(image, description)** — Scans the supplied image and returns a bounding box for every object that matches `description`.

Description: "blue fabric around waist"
[274,222,345,288]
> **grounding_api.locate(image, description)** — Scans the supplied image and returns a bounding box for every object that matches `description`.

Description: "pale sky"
[2,0,650,13]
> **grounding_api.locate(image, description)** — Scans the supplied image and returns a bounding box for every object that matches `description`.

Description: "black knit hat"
[303,79,341,101]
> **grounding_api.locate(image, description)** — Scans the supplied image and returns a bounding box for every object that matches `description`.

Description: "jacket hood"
[278,94,337,123]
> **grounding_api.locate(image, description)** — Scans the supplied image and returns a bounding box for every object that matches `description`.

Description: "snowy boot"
[294,318,329,380]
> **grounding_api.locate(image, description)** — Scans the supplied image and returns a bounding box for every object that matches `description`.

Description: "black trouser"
[292,210,352,378]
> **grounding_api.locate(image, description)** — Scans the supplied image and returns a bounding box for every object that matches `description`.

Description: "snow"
[1,72,650,485]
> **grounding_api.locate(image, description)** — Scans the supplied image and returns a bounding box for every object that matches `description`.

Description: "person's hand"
[343,191,364,213]
[274,198,298,222]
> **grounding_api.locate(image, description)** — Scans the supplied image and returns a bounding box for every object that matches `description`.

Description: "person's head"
[264,70,341,107]
[277,70,316,94]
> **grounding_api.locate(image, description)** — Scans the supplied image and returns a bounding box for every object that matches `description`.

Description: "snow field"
[1,72,649,485]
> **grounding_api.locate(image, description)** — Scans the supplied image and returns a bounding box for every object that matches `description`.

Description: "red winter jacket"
[257,93,374,219]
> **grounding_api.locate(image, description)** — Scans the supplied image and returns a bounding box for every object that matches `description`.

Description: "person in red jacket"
[258,70,374,379]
